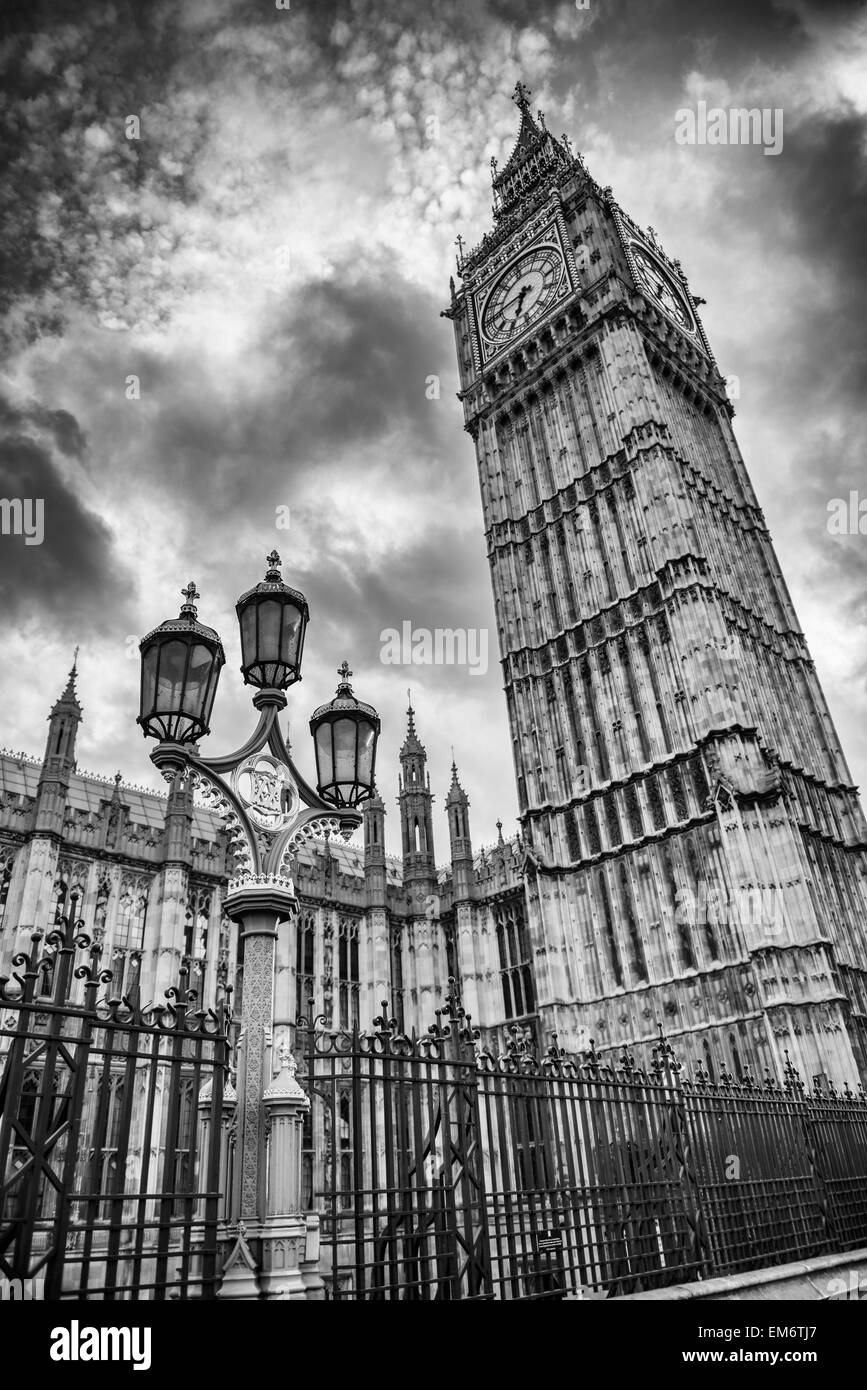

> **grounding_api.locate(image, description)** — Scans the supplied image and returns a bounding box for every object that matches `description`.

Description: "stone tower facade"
[445,83,867,1084]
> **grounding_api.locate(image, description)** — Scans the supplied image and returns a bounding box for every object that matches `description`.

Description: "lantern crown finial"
[180,580,200,618]
[265,550,282,579]
[337,660,353,689]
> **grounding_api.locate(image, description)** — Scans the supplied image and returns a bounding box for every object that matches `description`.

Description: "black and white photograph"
[1,0,866,1361]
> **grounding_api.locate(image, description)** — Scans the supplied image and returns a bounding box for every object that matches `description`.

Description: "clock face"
[630,244,696,334]
[480,245,567,346]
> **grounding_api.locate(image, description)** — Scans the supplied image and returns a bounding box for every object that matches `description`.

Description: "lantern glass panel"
[141,646,158,715]
[258,599,282,664]
[240,605,256,667]
[315,723,334,787]
[187,642,216,718]
[332,717,357,786]
[356,721,376,785]
[156,640,188,711]
[281,606,302,664]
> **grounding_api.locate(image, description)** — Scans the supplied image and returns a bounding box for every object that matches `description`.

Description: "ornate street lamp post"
[138,553,380,1298]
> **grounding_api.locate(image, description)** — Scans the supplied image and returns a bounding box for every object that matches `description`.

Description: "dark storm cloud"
[740,103,867,666]
[0,397,87,457]
[135,260,460,510]
[0,403,130,625]
[779,113,867,391]
[297,510,492,645]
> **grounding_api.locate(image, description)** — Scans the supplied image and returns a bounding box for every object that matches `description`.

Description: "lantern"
[138,581,224,744]
[235,551,308,690]
[310,662,380,807]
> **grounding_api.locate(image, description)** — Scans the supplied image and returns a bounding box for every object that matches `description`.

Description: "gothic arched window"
[184,884,212,965]
[110,875,148,998]
[494,898,535,1020]
[296,912,315,1018]
[116,877,148,952]
[52,859,88,926]
[338,916,360,1030]
[94,873,112,941]
[0,849,15,933]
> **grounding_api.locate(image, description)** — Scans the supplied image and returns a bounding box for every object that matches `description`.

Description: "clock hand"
[503,283,533,319]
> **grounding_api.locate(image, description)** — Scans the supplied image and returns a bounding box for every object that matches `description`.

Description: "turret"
[445,756,475,902]
[35,653,82,836]
[397,696,437,891]
[162,768,194,865]
[363,785,387,907]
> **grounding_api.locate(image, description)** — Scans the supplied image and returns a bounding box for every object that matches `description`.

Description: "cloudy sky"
[1,0,866,858]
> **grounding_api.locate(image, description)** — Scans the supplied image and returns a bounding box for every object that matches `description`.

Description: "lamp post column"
[218,883,299,1298]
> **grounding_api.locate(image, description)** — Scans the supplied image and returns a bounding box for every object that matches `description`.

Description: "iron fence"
[301,985,867,1300]
[0,895,230,1299]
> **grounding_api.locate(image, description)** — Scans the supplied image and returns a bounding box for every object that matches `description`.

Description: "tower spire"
[59,647,80,703]
[490,79,572,224]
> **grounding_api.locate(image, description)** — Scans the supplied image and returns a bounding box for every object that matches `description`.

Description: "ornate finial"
[442,975,464,1023]
[373,999,398,1040]
[783,1049,804,1096]
[180,580,200,616]
[537,108,546,128]
[60,647,81,702]
[584,1037,602,1074]
[546,1030,566,1063]
[406,691,416,736]
[262,1036,306,1100]
[338,660,352,682]
[455,233,464,259]
[496,818,504,843]
[490,155,498,175]
[562,133,573,157]
[265,550,282,577]
[513,80,532,111]
[651,1022,682,1077]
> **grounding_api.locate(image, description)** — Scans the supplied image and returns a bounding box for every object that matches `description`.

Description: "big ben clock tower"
[446,83,867,1084]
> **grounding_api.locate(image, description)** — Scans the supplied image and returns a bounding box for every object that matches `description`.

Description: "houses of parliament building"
[2,85,867,1090]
